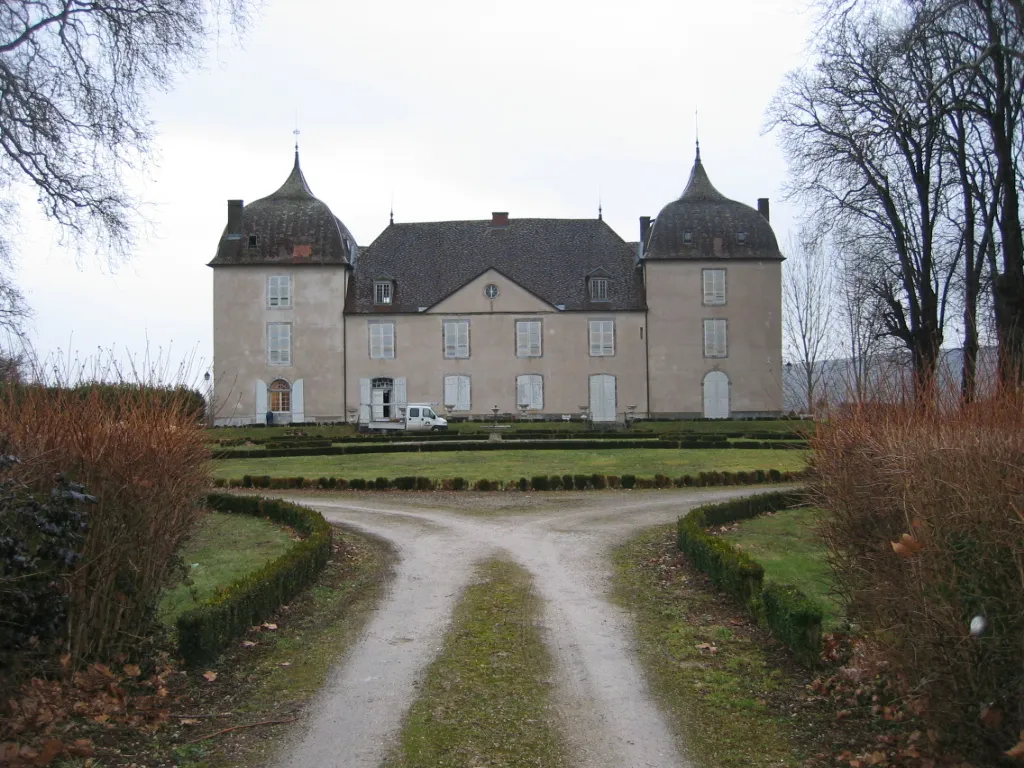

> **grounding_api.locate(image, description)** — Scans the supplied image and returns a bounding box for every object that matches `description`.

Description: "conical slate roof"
[645,148,781,261]
[210,150,357,266]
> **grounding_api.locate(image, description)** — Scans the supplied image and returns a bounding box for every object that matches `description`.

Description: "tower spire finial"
[389,192,394,226]
[598,185,603,221]
[695,106,701,164]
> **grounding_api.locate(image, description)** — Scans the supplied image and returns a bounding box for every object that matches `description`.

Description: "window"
[248,234,260,249]
[443,320,470,359]
[408,407,420,417]
[369,322,395,359]
[683,231,694,246]
[516,320,542,357]
[484,283,499,299]
[269,379,291,412]
[589,319,615,356]
[267,323,292,366]
[589,277,609,301]
[374,280,393,305]
[268,275,292,308]
[703,319,728,358]
[702,269,726,305]
[516,374,543,410]
[444,374,471,411]
[736,232,748,245]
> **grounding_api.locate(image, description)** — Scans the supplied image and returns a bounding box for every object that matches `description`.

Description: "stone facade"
[209,148,784,424]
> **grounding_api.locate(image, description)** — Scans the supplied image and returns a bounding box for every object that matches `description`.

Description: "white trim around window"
[267,322,292,366]
[267,275,292,309]
[702,268,726,306]
[516,374,544,410]
[589,276,609,301]
[703,318,728,358]
[588,319,615,357]
[516,319,542,358]
[369,320,396,359]
[443,319,470,359]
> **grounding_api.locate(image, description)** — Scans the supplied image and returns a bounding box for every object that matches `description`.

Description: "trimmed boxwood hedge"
[175,494,333,666]
[676,491,824,664]
[216,469,809,492]
[211,437,808,460]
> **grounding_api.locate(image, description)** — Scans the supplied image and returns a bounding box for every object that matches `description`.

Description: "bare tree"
[0,1,251,264]
[768,7,961,395]
[784,232,838,413]
[835,233,888,400]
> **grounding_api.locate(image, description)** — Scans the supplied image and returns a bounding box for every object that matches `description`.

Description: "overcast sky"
[14,0,814,383]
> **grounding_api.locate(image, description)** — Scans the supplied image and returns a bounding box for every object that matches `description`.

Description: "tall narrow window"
[267,323,292,365]
[703,319,728,358]
[268,275,292,308]
[589,319,615,356]
[516,320,542,357]
[589,277,609,301]
[443,320,470,359]
[369,322,395,359]
[269,379,291,412]
[702,269,726,305]
[516,374,544,410]
[444,374,472,411]
[374,280,393,305]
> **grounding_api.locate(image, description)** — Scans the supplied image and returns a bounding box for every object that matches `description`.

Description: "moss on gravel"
[613,524,821,768]
[384,558,569,768]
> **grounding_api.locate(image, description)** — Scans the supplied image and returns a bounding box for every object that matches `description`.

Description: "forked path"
[273,488,774,768]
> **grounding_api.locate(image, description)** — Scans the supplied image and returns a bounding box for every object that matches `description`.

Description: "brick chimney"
[227,199,244,237]
[491,211,509,228]
[757,198,770,222]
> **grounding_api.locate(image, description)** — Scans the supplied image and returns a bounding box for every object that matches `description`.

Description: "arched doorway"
[702,371,730,419]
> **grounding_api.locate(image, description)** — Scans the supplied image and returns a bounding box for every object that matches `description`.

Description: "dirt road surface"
[272,488,777,768]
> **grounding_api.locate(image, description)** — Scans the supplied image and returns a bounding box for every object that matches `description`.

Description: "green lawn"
[158,512,296,625]
[211,447,808,481]
[723,506,842,628]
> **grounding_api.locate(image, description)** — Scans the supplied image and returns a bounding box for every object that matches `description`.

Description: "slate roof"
[646,151,782,261]
[209,151,357,267]
[347,218,646,314]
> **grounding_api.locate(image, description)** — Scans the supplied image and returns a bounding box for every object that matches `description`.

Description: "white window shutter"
[292,379,304,422]
[459,322,469,357]
[255,379,267,419]
[459,376,471,411]
[384,323,395,358]
[589,322,600,356]
[444,375,458,408]
[359,378,371,423]
[533,376,543,409]
[394,377,407,408]
[516,375,529,408]
[370,324,381,358]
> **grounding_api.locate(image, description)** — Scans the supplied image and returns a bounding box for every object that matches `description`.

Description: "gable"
[428,269,557,314]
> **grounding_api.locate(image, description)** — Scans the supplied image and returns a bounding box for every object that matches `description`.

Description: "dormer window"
[736,232,748,245]
[248,233,260,249]
[589,277,609,302]
[374,280,393,305]
[683,231,694,246]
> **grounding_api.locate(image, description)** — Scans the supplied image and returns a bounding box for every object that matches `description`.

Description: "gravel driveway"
[272,488,776,768]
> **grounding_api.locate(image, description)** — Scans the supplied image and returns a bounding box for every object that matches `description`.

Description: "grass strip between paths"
[613,525,825,768]
[384,558,569,768]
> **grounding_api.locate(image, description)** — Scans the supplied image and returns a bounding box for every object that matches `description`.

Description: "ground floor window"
[516,374,544,410]
[269,379,291,412]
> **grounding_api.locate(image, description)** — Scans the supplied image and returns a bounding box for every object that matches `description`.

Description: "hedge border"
[211,438,807,460]
[213,468,809,492]
[676,491,824,664]
[175,494,333,666]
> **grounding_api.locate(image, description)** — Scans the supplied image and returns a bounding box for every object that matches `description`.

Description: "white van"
[361,403,448,433]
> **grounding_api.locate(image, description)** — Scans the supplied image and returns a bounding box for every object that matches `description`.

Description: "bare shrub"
[0,383,209,660]
[812,390,1024,760]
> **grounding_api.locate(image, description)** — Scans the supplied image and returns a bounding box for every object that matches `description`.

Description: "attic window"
[589,277,609,302]
[736,232,748,245]
[374,280,393,305]
[248,234,260,249]
[683,232,694,246]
